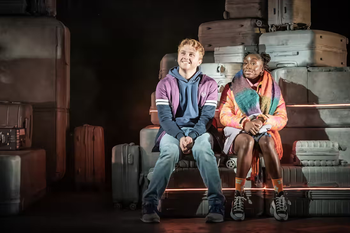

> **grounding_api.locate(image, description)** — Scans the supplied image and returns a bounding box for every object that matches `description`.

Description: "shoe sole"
[271,201,288,221]
[140,218,160,223]
[230,210,245,221]
[206,218,224,223]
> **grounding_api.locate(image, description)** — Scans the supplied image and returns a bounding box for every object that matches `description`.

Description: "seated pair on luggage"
[141,39,289,223]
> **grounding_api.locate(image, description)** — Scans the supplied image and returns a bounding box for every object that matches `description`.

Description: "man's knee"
[159,143,179,161]
[192,144,215,163]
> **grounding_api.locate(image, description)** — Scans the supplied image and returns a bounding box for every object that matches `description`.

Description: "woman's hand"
[244,119,263,135]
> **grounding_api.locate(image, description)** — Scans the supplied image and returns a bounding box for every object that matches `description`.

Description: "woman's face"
[242,54,264,80]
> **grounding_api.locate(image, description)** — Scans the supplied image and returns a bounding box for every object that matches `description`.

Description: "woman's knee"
[258,136,275,152]
[235,134,254,152]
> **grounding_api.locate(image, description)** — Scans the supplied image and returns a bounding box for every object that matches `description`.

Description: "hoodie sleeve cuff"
[188,131,199,141]
[175,132,186,140]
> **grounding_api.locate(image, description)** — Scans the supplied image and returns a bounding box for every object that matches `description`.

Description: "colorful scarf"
[231,70,283,181]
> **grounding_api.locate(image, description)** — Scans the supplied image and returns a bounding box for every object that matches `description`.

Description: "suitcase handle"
[274,51,299,57]
[127,153,134,165]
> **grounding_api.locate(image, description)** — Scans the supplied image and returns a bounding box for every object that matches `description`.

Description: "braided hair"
[244,52,271,72]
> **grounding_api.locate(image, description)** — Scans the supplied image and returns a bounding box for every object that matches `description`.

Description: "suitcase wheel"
[114,203,123,210]
[223,11,229,19]
[129,203,137,211]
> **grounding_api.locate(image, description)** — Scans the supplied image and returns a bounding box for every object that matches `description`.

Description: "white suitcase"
[223,0,267,20]
[214,45,264,63]
[260,30,348,69]
[268,0,311,31]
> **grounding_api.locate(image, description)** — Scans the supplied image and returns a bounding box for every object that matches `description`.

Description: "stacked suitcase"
[111,0,350,218]
[0,1,68,216]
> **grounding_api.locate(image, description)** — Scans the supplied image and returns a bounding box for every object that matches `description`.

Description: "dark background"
[55,0,350,183]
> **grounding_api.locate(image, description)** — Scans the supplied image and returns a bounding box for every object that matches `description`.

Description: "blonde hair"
[178,38,205,59]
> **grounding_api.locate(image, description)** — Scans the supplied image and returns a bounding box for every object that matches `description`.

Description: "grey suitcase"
[0,0,56,16]
[223,0,267,20]
[198,19,267,51]
[111,143,140,210]
[0,102,33,149]
[0,149,46,216]
[159,52,214,80]
[268,0,311,31]
[0,17,70,183]
[214,45,264,63]
[292,141,345,166]
[272,67,350,105]
[279,128,350,164]
[260,30,348,69]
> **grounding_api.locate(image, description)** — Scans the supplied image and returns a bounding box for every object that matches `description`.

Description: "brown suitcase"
[74,125,105,189]
[0,17,70,183]
[0,102,33,149]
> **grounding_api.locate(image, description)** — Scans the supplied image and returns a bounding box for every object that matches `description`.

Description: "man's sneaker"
[140,203,160,223]
[230,191,246,221]
[206,203,225,223]
[271,191,288,221]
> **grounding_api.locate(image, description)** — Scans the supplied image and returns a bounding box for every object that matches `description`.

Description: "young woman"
[219,53,289,221]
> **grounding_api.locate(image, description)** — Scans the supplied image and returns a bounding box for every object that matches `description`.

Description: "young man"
[141,39,225,223]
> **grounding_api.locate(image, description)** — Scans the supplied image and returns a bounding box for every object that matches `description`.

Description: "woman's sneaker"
[206,203,225,223]
[140,203,160,223]
[271,191,288,221]
[230,191,246,221]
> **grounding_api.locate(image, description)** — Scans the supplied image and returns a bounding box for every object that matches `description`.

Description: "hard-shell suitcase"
[268,0,311,31]
[111,143,140,210]
[159,52,214,80]
[272,67,350,105]
[0,17,70,183]
[292,141,344,166]
[74,125,105,189]
[214,45,264,63]
[0,149,46,216]
[198,19,267,51]
[223,0,267,20]
[260,30,348,69]
[0,102,33,149]
[279,128,350,164]
[0,0,56,16]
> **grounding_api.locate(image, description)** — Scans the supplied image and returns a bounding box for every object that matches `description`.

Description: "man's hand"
[244,120,263,135]
[180,136,193,154]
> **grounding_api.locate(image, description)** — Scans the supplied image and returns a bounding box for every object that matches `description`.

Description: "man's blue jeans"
[143,127,225,207]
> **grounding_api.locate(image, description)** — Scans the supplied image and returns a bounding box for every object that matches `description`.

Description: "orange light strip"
[165,187,350,192]
[150,109,221,113]
[287,104,350,108]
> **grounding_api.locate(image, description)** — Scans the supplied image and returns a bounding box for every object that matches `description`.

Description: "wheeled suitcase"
[111,143,140,210]
[268,0,311,31]
[264,165,350,216]
[0,149,46,216]
[0,0,56,16]
[214,45,265,63]
[223,0,267,20]
[260,30,348,69]
[0,17,70,183]
[159,52,214,80]
[74,125,105,189]
[292,141,344,166]
[271,67,350,105]
[279,128,350,164]
[0,102,33,149]
[198,19,267,51]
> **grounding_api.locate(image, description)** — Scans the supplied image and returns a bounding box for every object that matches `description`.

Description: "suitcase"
[292,141,344,166]
[0,0,56,16]
[0,102,32,149]
[111,143,140,210]
[279,128,350,164]
[272,67,350,105]
[260,30,348,69]
[159,52,214,80]
[264,165,350,216]
[268,0,311,31]
[0,17,70,183]
[214,45,265,63]
[0,149,46,216]
[74,125,105,189]
[223,0,267,20]
[198,19,267,51]
[140,126,160,182]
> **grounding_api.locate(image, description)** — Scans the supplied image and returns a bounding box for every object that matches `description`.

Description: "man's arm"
[188,80,218,140]
[156,80,185,140]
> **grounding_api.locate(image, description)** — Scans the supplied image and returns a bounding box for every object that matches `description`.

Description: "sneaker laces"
[274,194,287,213]
[233,195,246,213]
[209,203,224,216]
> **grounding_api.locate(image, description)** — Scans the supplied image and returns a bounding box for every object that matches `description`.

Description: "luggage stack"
[0,2,68,215]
